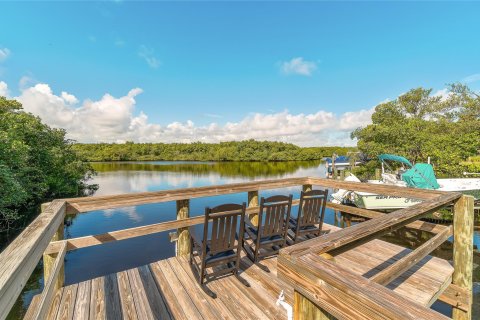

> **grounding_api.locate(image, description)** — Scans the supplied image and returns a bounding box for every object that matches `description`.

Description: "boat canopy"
[378,154,413,167]
[325,156,351,164]
[402,163,440,190]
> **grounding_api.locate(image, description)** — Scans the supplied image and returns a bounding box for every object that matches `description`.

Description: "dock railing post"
[302,184,312,193]
[452,195,474,320]
[42,202,65,291]
[248,191,259,225]
[294,290,332,320]
[176,199,191,257]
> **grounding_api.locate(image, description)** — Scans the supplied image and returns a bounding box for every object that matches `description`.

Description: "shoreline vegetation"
[72,141,356,162]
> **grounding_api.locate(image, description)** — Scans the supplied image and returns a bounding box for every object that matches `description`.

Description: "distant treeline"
[73,140,356,162]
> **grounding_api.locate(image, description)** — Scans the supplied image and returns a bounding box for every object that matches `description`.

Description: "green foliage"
[0,96,96,232]
[461,156,480,173]
[72,140,356,162]
[351,85,480,177]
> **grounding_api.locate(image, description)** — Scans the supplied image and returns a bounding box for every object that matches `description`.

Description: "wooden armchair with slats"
[288,189,328,243]
[190,203,246,288]
[243,195,293,263]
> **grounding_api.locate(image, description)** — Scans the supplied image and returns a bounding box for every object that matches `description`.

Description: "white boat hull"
[353,192,422,210]
[352,178,480,210]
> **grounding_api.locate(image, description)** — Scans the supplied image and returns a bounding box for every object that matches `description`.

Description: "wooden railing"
[0,177,474,320]
[278,179,474,320]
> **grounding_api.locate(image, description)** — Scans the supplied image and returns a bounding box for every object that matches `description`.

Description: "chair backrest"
[203,203,246,255]
[297,189,328,229]
[258,195,293,239]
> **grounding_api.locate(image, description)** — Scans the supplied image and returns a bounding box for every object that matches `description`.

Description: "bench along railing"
[0,177,474,320]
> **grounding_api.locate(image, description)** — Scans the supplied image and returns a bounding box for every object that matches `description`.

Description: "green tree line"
[352,84,480,178]
[72,141,356,162]
[0,97,96,238]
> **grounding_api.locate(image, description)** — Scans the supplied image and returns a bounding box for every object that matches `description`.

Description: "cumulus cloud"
[433,88,452,102]
[0,81,9,97]
[281,57,317,76]
[11,81,374,146]
[462,73,480,84]
[138,45,160,69]
[61,91,79,104]
[339,108,375,130]
[0,48,11,62]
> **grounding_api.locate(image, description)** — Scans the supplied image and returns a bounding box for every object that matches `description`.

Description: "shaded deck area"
[25,223,454,319]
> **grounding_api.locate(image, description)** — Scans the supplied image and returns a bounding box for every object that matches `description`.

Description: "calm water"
[7,161,480,319]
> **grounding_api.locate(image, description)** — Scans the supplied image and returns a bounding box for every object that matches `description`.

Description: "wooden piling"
[294,290,332,320]
[176,199,190,256]
[375,168,382,180]
[344,213,352,228]
[42,202,65,291]
[452,195,474,320]
[248,191,259,225]
[302,184,312,193]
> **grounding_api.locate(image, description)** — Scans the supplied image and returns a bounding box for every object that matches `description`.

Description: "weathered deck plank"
[55,283,78,320]
[89,276,105,319]
[72,280,90,320]
[117,270,137,320]
[136,265,171,320]
[25,223,455,320]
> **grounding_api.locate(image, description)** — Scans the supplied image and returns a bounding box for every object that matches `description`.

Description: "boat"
[324,155,362,177]
[332,154,480,210]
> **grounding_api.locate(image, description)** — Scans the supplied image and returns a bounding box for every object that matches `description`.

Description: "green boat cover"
[378,154,413,167]
[402,163,440,190]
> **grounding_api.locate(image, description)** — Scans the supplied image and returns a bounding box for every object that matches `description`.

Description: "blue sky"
[1,1,479,145]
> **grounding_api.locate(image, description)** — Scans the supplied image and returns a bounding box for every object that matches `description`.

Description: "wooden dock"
[0,177,474,320]
[25,224,455,319]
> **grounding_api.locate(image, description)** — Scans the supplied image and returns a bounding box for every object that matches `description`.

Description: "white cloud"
[61,91,79,104]
[10,81,375,146]
[281,57,317,76]
[19,75,36,89]
[0,81,9,97]
[339,108,375,130]
[433,88,452,102]
[462,73,480,84]
[0,48,11,62]
[138,45,160,69]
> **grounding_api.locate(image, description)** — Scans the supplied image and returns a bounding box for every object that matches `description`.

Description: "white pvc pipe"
[276,290,293,320]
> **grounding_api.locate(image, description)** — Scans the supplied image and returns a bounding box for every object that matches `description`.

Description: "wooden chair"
[190,203,246,287]
[289,189,328,243]
[243,195,293,263]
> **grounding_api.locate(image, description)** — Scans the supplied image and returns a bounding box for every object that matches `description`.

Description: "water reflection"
[92,160,323,178]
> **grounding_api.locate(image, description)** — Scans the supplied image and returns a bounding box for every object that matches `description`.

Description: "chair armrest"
[245,226,257,241]
[243,218,258,240]
[244,217,257,229]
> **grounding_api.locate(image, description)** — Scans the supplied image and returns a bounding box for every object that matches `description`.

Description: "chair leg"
[254,245,259,263]
[199,261,206,285]
[234,259,250,287]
